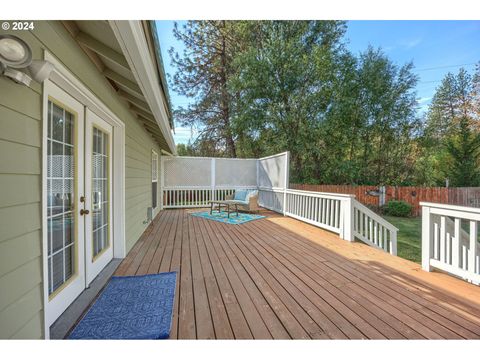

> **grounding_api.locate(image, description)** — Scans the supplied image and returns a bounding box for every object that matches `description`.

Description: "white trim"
[285,189,355,199]
[109,21,177,155]
[84,110,114,285]
[160,154,259,161]
[258,151,290,161]
[152,150,159,211]
[160,155,165,210]
[42,81,49,340]
[41,50,126,338]
[44,50,126,260]
[420,201,480,215]
[429,259,480,285]
[42,81,87,338]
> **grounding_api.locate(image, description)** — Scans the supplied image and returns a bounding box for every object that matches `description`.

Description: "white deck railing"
[283,189,348,236]
[259,188,398,254]
[353,200,398,255]
[163,186,255,208]
[421,202,480,285]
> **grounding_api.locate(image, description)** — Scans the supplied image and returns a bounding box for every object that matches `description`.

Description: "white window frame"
[152,150,159,210]
[42,50,126,339]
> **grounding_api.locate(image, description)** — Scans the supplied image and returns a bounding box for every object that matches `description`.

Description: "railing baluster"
[440,216,446,263]
[446,232,451,265]
[469,220,477,276]
[453,218,460,268]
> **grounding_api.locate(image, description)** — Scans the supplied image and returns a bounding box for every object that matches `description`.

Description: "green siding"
[0,21,164,339]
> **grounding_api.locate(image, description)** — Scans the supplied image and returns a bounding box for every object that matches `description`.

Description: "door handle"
[80,209,90,216]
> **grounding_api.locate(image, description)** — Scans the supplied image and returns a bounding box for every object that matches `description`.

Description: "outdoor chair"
[225,189,260,213]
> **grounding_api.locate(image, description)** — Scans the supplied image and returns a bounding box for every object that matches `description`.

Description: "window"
[46,99,76,295]
[152,150,158,209]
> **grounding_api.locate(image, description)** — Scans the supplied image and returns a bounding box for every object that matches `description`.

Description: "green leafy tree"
[229,20,348,179]
[321,47,420,185]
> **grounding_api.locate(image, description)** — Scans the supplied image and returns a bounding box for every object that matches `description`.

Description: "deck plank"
[188,213,226,339]
[115,208,480,339]
[199,216,273,339]
[256,220,480,339]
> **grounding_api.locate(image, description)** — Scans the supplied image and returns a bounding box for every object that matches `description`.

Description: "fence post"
[211,158,216,201]
[379,185,386,207]
[341,197,354,242]
[421,205,432,271]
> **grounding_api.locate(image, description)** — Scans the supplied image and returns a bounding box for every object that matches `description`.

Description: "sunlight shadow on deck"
[266,214,480,312]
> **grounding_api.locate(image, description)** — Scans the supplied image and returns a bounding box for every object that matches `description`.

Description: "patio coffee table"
[209,200,239,218]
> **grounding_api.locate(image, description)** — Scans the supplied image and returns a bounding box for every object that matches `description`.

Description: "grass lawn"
[383,215,422,263]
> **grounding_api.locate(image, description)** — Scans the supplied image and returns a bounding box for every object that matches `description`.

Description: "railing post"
[421,205,432,272]
[211,158,216,201]
[283,152,290,216]
[390,230,397,255]
[160,156,164,210]
[341,197,354,242]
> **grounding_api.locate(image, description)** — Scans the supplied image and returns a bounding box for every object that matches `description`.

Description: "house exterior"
[0,21,176,339]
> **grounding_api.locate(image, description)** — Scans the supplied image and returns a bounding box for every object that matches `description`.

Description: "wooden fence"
[290,184,480,216]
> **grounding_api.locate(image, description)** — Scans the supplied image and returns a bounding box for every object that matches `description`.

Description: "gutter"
[148,20,175,132]
[109,20,177,155]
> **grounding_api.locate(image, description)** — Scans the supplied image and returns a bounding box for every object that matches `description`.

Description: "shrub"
[383,200,412,217]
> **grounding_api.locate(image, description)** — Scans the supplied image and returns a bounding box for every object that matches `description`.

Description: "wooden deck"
[115,208,480,339]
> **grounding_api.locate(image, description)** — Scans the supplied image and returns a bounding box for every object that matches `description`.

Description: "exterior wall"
[0,21,164,339]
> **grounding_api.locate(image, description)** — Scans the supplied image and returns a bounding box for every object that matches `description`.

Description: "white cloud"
[417,96,431,104]
[400,37,423,49]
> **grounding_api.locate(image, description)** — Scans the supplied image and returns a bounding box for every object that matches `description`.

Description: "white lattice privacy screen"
[163,156,212,188]
[161,152,289,208]
[258,153,290,190]
[215,158,257,188]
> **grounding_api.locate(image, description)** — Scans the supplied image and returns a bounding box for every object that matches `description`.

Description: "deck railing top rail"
[286,188,356,199]
[421,202,480,285]
[420,201,480,215]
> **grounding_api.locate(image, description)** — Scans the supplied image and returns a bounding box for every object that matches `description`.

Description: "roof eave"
[109,20,177,155]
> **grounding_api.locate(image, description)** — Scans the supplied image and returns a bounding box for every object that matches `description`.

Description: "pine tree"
[169,21,239,157]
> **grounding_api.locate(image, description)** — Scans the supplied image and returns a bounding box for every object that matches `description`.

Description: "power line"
[418,80,443,84]
[415,62,477,72]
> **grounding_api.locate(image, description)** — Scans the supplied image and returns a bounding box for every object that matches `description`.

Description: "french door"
[45,84,113,327]
[84,109,113,285]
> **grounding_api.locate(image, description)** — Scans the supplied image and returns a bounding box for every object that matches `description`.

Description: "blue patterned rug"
[68,272,177,339]
[191,210,266,224]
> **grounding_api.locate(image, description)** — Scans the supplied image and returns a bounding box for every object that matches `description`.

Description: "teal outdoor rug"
[191,211,266,225]
[68,272,177,339]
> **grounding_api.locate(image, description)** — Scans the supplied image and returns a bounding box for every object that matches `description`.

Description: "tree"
[169,21,240,157]
[445,116,480,186]
[229,20,348,180]
[419,66,480,186]
[176,143,195,156]
[319,47,420,185]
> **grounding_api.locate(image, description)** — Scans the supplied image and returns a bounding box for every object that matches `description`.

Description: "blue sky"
[156,20,480,144]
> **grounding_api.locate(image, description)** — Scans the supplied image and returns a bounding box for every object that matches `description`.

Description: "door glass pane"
[46,100,76,296]
[92,127,110,259]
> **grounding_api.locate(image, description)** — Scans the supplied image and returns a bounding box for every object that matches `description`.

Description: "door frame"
[41,50,126,339]
[84,109,114,285]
